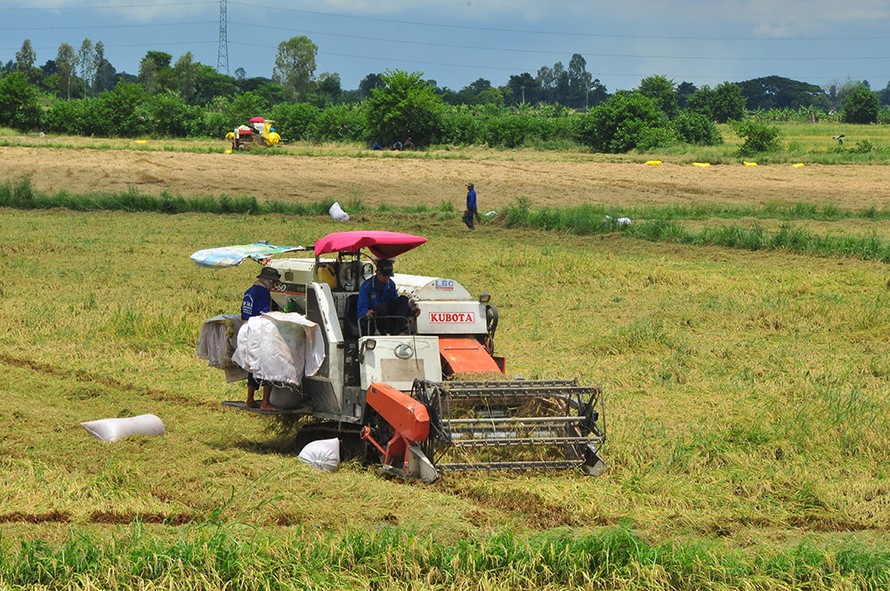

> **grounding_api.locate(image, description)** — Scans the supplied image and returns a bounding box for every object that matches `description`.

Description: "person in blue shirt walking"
[462,182,478,229]
[241,266,280,409]
[356,259,419,335]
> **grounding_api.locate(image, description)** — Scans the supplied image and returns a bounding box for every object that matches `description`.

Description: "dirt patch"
[2,146,888,212]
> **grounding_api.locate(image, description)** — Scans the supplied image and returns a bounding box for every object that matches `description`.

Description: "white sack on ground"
[231,312,325,386]
[81,414,165,442]
[298,438,341,472]
[329,201,349,222]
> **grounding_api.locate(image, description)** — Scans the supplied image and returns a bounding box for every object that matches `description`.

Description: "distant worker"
[833,134,845,146]
[462,182,478,230]
[241,266,281,410]
[356,259,419,335]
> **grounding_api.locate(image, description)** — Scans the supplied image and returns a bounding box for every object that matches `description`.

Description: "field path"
[2,146,888,211]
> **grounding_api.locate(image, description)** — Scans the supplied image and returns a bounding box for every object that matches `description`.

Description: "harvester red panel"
[438,338,503,374]
[314,231,427,260]
[365,383,430,442]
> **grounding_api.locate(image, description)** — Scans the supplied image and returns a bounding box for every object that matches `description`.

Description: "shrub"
[141,93,193,137]
[42,98,102,135]
[0,72,42,131]
[270,102,320,141]
[577,92,670,153]
[95,82,149,137]
[731,118,781,156]
[314,103,366,142]
[672,112,723,145]
[439,106,484,145]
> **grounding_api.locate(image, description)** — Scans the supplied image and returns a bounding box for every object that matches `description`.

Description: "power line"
[227,21,890,63]
[0,22,216,32]
[2,1,215,10]
[231,1,890,43]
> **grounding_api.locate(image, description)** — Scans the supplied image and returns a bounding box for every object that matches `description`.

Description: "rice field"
[0,146,888,589]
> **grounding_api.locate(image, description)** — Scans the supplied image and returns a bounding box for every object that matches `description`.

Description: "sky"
[2,0,890,95]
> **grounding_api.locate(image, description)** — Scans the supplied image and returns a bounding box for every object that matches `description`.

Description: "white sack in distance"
[81,414,165,443]
[298,437,341,472]
[232,312,325,386]
[605,215,632,226]
[329,201,349,222]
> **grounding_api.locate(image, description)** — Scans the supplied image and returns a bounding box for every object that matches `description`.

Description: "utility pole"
[217,0,229,74]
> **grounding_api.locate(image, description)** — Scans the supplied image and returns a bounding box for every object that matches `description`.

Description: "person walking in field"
[462,182,478,229]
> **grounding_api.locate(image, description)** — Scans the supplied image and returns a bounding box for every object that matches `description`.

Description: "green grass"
[2,523,888,590]
[2,178,887,263]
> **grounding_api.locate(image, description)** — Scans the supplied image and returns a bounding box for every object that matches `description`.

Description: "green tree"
[226,91,269,123]
[365,70,445,146]
[638,74,678,119]
[56,42,77,99]
[78,38,95,97]
[577,91,671,153]
[359,73,384,98]
[677,81,697,109]
[314,71,342,106]
[139,51,174,95]
[567,53,593,109]
[506,73,540,105]
[93,42,117,94]
[711,82,746,122]
[0,72,42,131]
[737,75,828,111]
[273,36,317,101]
[174,52,199,104]
[841,85,880,124]
[15,39,36,74]
[687,82,746,123]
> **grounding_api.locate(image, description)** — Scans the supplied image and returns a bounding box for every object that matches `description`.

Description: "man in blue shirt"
[241,266,280,409]
[462,182,478,229]
[356,259,418,335]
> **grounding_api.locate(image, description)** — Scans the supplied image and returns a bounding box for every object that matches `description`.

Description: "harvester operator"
[241,266,281,410]
[356,259,419,335]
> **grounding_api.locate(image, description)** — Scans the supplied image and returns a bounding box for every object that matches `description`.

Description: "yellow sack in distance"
[645,160,662,166]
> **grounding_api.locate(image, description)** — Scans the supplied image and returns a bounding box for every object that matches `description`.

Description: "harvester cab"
[192,231,606,482]
[225,117,281,150]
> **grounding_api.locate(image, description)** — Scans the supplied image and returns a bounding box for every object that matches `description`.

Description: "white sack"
[81,414,165,443]
[298,438,341,472]
[197,314,247,382]
[329,201,349,222]
[231,312,325,386]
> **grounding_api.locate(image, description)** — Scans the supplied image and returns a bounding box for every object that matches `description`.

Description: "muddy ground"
[1,144,888,212]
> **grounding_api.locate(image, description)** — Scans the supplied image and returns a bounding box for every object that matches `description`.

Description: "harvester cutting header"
[193,231,606,482]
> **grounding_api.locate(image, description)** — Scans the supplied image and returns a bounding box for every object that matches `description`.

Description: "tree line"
[0,35,887,154]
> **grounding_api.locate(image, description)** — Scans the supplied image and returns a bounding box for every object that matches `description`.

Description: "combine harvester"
[192,231,606,482]
[225,117,281,150]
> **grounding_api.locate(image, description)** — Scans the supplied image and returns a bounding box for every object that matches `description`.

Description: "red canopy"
[249,117,265,123]
[314,231,427,259]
